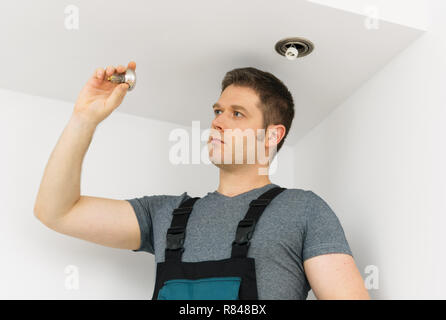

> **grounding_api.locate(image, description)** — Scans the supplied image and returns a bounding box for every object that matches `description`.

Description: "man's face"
[207,84,269,167]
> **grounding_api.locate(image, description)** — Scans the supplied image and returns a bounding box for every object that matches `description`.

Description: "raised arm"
[33,61,142,250]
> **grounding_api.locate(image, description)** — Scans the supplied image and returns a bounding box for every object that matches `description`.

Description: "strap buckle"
[232,218,256,246]
[166,226,185,250]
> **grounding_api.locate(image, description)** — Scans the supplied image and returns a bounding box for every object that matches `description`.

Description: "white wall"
[308,0,430,30]
[295,0,445,299]
[0,88,294,299]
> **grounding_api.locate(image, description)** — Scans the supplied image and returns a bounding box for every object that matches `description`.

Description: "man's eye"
[214,109,243,118]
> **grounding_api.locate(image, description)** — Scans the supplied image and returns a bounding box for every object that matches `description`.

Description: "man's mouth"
[210,137,224,144]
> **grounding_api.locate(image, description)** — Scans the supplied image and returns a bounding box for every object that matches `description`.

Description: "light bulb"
[107,69,137,91]
[285,46,299,61]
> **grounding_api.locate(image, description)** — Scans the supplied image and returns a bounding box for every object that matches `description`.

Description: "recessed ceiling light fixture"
[275,37,314,61]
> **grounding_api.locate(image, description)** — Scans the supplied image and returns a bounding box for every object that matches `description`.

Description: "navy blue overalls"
[152,186,286,300]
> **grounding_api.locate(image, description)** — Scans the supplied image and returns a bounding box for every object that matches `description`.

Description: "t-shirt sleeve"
[126,192,190,254]
[126,196,156,254]
[302,191,353,261]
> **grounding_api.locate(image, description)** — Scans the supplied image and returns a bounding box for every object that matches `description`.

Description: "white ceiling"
[0,0,424,145]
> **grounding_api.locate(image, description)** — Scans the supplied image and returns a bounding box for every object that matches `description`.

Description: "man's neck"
[216,165,272,197]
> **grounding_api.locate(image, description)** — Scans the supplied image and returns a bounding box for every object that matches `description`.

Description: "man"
[34,61,369,300]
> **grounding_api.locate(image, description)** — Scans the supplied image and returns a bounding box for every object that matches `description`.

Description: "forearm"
[34,113,97,223]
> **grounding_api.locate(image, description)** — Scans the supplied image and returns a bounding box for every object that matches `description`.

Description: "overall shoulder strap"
[231,186,287,259]
[165,196,200,262]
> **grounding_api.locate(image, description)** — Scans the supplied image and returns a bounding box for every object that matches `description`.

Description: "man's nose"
[211,112,227,130]
[210,114,229,140]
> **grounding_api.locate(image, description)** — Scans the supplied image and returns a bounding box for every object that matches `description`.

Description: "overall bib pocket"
[157,276,242,300]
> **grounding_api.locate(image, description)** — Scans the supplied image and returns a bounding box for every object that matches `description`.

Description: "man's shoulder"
[126,191,191,212]
[280,188,328,203]
[276,187,312,201]
[266,188,333,216]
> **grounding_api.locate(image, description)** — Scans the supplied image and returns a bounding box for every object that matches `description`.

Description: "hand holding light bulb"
[72,61,136,127]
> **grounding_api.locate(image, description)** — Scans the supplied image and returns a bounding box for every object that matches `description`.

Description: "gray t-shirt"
[126,183,353,300]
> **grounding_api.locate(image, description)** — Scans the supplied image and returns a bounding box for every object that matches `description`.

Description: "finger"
[116,65,126,73]
[106,65,116,77]
[127,61,136,70]
[105,83,129,111]
[94,67,105,80]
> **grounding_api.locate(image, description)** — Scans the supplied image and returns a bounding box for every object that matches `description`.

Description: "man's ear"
[266,125,286,149]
